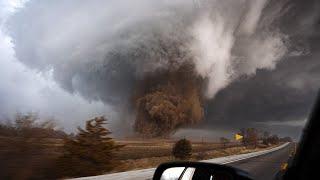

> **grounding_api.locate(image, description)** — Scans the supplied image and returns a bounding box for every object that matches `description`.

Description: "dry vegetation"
[0,135,280,177]
[110,139,278,173]
[0,113,287,179]
[115,139,240,160]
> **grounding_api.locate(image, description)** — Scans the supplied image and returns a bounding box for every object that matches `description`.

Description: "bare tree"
[220,137,230,148]
[239,128,258,147]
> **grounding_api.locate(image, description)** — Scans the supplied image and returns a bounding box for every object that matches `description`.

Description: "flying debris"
[134,63,205,137]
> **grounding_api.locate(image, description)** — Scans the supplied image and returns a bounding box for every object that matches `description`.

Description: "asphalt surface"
[72,143,292,180]
[229,143,294,180]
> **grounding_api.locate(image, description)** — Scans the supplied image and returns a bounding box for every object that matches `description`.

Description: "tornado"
[134,63,205,137]
[8,0,316,137]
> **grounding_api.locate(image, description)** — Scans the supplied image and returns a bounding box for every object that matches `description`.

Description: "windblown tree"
[268,135,280,145]
[262,131,271,145]
[55,117,123,178]
[239,128,258,147]
[0,113,64,180]
[280,137,293,142]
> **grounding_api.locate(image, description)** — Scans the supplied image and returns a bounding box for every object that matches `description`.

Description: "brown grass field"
[111,139,276,173]
[115,139,239,160]
[0,136,278,177]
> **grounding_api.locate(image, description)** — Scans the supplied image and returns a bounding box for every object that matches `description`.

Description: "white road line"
[202,143,289,164]
[71,143,290,180]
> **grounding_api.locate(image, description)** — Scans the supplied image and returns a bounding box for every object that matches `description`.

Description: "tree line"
[0,113,293,179]
[238,127,292,148]
[0,113,123,179]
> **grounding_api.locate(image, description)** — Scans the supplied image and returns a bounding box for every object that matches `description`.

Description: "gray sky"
[0,0,319,140]
[0,0,117,132]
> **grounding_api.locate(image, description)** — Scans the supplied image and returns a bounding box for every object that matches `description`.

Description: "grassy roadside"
[110,141,280,173]
[0,136,281,178]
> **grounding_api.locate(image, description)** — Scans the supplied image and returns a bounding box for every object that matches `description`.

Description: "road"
[73,143,292,180]
[228,143,294,180]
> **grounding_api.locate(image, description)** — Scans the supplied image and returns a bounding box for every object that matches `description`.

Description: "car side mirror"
[153,162,253,180]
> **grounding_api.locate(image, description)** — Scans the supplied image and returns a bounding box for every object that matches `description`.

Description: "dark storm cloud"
[7,0,291,104]
[204,0,320,137]
[205,55,319,127]
[4,0,320,138]
[7,0,197,105]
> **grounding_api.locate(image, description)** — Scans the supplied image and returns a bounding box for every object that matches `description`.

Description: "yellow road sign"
[281,163,288,171]
[235,134,243,140]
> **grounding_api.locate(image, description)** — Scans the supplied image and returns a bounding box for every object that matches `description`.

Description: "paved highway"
[229,143,294,180]
[73,143,291,180]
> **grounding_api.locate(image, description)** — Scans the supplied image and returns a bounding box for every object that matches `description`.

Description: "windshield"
[0,0,319,180]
